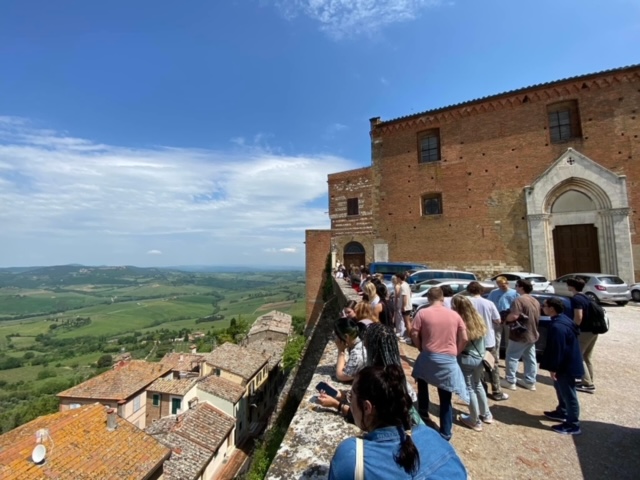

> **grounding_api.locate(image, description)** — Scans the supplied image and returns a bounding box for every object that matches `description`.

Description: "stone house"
[306,64,640,317]
[202,343,270,437]
[146,377,200,425]
[145,402,235,480]
[57,360,172,429]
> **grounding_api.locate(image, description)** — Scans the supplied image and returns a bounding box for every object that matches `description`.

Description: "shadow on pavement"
[490,404,550,432]
[575,421,640,480]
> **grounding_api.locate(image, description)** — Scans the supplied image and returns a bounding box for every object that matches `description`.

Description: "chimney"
[106,408,117,431]
[179,354,184,361]
[190,344,197,354]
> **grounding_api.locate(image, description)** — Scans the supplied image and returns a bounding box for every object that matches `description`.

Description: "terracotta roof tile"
[204,343,268,381]
[197,375,245,403]
[247,340,286,370]
[248,310,292,337]
[57,360,171,401]
[0,403,170,480]
[161,353,206,372]
[147,378,198,396]
[145,403,235,480]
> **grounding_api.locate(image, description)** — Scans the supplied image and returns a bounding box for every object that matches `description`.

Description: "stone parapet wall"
[266,279,359,479]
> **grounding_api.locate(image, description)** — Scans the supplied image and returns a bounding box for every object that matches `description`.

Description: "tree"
[96,354,113,368]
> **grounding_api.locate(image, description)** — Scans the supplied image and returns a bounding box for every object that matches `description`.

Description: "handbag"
[471,340,495,373]
[355,438,364,480]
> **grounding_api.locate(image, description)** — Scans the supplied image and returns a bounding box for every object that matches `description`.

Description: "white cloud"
[0,116,358,267]
[147,250,163,255]
[380,77,389,86]
[275,0,444,39]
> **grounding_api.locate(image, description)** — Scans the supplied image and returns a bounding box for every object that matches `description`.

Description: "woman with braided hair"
[328,365,467,479]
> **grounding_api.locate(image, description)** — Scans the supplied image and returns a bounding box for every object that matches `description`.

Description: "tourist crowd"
[321,267,598,478]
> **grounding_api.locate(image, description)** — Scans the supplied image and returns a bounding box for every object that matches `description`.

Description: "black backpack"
[579,294,609,334]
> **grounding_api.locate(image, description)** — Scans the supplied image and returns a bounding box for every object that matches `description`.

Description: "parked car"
[551,273,630,305]
[411,279,496,312]
[631,283,640,302]
[408,269,477,291]
[368,262,428,281]
[411,279,473,311]
[486,272,554,293]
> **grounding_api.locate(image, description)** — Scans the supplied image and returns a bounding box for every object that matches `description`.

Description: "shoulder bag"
[355,437,364,480]
[471,340,495,374]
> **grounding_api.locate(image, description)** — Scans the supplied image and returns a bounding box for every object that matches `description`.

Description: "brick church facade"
[305,64,640,319]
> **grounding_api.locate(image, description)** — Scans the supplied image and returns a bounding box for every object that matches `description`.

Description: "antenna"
[32,444,46,465]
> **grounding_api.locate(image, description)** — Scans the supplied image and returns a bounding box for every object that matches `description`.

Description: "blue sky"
[0,0,638,268]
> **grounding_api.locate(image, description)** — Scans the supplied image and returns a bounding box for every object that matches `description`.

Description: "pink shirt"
[412,304,468,356]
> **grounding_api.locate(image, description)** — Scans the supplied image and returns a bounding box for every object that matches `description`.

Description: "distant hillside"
[0,264,304,289]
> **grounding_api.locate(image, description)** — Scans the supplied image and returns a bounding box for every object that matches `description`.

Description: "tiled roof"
[161,352,206,372]
[248,310,292,337]
[145,403,235,480]
[379,63,640,126]
[204,343,268,381]
[197,375,246,403]
[148,378,198,396]
[247,340,286,370]
[0,403,170,480]
[58,360,171,401]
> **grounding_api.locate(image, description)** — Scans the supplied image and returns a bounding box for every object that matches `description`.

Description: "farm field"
[0,265,305,432]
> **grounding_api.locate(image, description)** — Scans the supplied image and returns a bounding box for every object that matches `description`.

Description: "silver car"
[551,273,631,305]
[410,279,494,311]
[486,272,554,294]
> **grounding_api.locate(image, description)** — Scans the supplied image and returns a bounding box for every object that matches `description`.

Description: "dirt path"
[400,304,640,480]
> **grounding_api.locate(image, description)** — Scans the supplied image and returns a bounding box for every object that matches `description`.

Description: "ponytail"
[353,365,420,474]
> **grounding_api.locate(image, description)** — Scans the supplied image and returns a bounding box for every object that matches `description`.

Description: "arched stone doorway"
[525,148,633,282]
[343,241,366,270]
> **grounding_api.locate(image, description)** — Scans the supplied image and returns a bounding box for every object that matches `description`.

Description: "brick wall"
[358,66,640,279]
[304,229,331,324]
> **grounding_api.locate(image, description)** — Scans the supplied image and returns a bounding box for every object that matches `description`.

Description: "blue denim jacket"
[328,425,467,480]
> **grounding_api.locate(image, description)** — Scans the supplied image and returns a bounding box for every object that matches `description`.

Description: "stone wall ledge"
[266,279,360,480]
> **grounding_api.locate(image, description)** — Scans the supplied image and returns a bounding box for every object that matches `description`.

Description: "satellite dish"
[32,444,46,464]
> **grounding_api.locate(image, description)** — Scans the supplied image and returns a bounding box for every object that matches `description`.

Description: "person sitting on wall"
[318,323,422,425]
[333,317,368,383]
[328,365,468,480]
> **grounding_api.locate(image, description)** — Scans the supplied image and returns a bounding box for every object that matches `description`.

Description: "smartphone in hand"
[315,381,339,398]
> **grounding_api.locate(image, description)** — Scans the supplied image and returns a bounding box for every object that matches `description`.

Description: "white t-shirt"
[469,296,499,349]
[400,281,412,312]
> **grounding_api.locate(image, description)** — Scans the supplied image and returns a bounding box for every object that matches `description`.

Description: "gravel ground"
[400,304,640,480]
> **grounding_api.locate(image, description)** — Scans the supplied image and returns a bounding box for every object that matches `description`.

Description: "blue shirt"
[487,288,518,313]
[328,425,467,480]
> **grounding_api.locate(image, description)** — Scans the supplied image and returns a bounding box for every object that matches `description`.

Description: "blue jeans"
[459,355,491,423]
[505,340,537,384]
[554,373,580,425]
[417,378,453,440]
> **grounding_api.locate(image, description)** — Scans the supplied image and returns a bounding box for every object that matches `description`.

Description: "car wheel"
[616,301,629,306]
[585,292,599,304]
[632,290,640,302]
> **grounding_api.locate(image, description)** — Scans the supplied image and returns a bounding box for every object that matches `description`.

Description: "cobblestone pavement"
[400,304,640,480]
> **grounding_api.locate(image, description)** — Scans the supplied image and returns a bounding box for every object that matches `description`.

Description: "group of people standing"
[323,272,600,478]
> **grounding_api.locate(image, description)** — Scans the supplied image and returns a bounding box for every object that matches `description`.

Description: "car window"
[526,276,547,282]
[458,273,477,280]
[598,276,625,285]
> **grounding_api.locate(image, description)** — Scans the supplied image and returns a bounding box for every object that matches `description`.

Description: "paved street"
[400,304,640,480]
